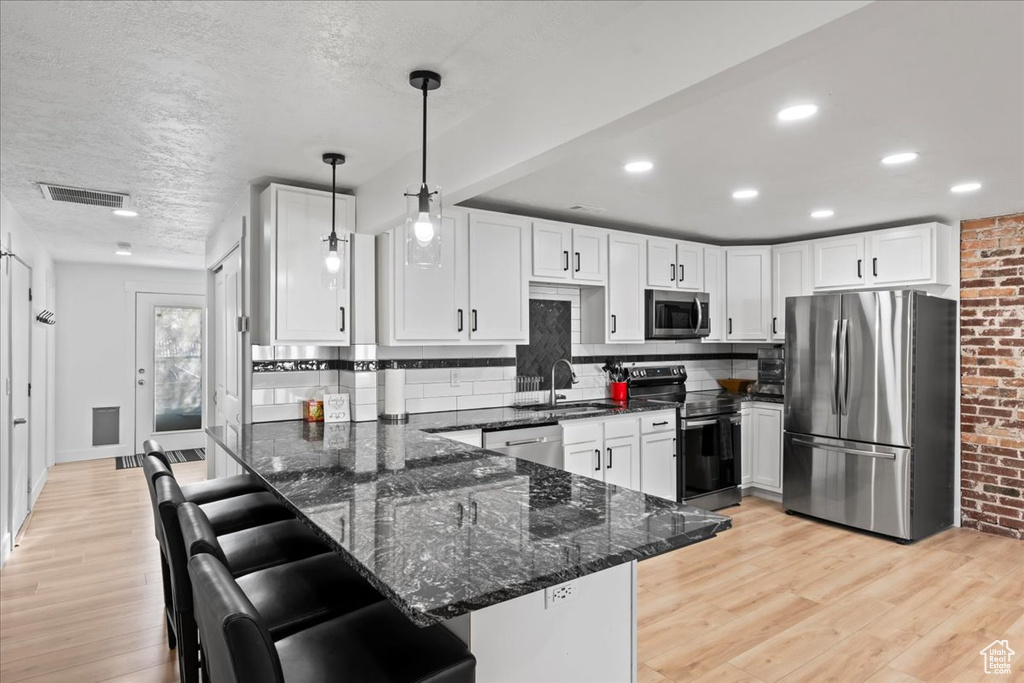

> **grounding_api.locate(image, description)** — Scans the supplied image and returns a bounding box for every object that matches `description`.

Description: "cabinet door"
[726,247,771,341]
[572,227,607,283]
[608,233,645,342]
[275,187,350,344]
[394,214,467,341]
[468,213,529,342]
[603,435,639,489]
[703,246,725,342]
[647,238,676,288]
[532,221,572,280]
[813,235,866,290]
[675,242,704,291]
[740,408,753,486]
[641,432,677,501]
[751,407,783,491]
[565,440,603,480]
[869,225,934,285]
[771,243,811,342]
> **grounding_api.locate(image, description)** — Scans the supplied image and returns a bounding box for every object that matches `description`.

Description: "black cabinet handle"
[670,263,676,281]
[653,421,669,426]
[471,309,478,332]
[857,259,862,278]
[563,250,569,271]
[471,501,478,525]
[673,437,677,457]
[872,257,878,277]
[606,447,613,469]
[457,503,464,528]
[575,252,581,272]
[679,264,684,282]
[457,309,464,332]
[728,318,733,335]
[594,449,601,471]
[773,317,777,335]
[339,307,346,332]
[610,314,617,334]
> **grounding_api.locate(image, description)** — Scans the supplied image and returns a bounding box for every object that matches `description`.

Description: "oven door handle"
[682,416,741,428]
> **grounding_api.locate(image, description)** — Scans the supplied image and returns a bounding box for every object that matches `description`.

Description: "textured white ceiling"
[470,1,1024,243]
[0,0,636,266]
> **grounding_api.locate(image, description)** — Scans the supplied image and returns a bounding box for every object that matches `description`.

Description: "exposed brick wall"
[960,212,1024,539]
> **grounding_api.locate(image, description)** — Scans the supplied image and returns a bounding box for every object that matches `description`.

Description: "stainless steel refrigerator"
[783,290,956,541]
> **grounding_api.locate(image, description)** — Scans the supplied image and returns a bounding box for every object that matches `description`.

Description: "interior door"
[8,258,31,534]
[784,294,841,439]
[840,292,913,447]
[212,249,243,466]
[135,293,205,453]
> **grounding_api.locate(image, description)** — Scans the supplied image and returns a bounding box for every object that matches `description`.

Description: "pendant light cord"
[330,158,337,241]
[421,84,428,186]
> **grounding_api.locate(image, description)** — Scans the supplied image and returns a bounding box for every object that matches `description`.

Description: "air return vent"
[39,183,129,209]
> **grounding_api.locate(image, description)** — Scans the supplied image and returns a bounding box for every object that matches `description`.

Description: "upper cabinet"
[255,184,353,346]
[813,223,952,291]
[531,221,607,285]
[647,238,703,291]
[469,213,530,341]
[582,232,645,343]
[771,243,812,341]
[702,246,726,342]
[725,247,771,342]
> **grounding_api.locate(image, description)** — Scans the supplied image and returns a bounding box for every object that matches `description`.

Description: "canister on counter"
[303,399,324,422]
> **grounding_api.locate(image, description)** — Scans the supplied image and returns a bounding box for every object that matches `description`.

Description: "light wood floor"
[2,462,1022,682]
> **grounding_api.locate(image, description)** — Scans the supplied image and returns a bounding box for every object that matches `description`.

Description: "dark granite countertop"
[410,398,676,433]
[208,415,730,627]
[739,393,785,404]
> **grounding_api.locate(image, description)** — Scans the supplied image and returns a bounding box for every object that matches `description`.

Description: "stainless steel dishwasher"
[482,424,563,469]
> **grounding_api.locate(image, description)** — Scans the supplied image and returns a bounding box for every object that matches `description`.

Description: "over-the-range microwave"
[644,290,711,340]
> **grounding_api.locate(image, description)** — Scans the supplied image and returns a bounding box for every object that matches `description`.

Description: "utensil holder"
[610,382,628,402]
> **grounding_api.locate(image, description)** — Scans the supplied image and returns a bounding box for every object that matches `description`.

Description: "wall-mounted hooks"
[35,310,56,325]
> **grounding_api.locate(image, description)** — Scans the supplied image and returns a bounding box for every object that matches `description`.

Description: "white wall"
[0,193,56,566]
[55,263,204,462]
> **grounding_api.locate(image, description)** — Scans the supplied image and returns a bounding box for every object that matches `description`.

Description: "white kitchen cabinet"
[725,247,771,342]
[813,235,867,290]
[702,245,726,342]
[256,184,353,346]
[640,410,676,501]
[742,402,783,493]
[582,232,645,343]
[565,441,602,478]
[530,221,607,284]
[647,238,703,291]
[468,213,530,342]
[562,416,639,489]
[771,242,812,341]
[868,223,952,287]
[603,435,639,489]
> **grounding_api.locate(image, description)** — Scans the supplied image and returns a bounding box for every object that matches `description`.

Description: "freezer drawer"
[783,432,911,539]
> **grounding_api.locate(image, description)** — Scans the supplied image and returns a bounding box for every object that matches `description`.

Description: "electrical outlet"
[451,369,460,387]
[544,582,576,609]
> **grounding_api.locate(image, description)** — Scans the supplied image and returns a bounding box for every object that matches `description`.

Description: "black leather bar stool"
[189,552,477,683]
[143,439,264,504]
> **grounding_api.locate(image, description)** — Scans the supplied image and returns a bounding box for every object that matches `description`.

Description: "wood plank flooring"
[2,460,1022,682]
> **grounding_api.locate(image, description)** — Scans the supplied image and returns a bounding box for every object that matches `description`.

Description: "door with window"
[135,293,204,453]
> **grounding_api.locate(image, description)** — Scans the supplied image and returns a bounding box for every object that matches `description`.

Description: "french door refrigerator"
[783,290,956,541]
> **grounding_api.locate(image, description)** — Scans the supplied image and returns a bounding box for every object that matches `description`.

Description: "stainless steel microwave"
[645,290,711,340]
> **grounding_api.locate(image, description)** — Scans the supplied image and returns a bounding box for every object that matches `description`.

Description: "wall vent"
[568,203,605,214]
[39,183,129,209]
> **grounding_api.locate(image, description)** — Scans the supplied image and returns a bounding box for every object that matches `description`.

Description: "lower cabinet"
[741,403,783,493]
[639,410,677,501]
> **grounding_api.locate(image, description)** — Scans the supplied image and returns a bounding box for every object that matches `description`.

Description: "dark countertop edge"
[207,424,732,627]
[419,400,678,434]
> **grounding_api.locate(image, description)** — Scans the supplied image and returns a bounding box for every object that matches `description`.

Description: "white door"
[8,259,31,534]
[641,432,677,500]
[675,242,703,291]
[571,227,607,283]
[135,293,205,453]
[607,233,644,342]
[531,221,571,280]
[869,226,934,285]
[813,235,866,290]
[702,246,726,342]
[603,435,638,489]
[212,249,243,475]
[468,214,528,342]
[771,243,811,341]
[647,238,675,288]
[564,441,602,480]
[726,247,771,341]
[395,214,467,341]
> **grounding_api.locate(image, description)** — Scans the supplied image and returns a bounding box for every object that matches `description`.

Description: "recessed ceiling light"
[810,209,835,219]
[112,209,138,217]
[950,182,981,193]
[732,189,759,200]
[881,152,919,165]
[777,104,818,121]
[624,161,653,173]
[115,242,132,256]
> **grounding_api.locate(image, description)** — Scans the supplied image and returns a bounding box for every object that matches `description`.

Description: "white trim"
[1,531,10,568]
[58,445,128,463]
[28,466,48,508]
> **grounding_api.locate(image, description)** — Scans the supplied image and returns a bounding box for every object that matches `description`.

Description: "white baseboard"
[29,467,49,508]
[57,446,128,463]
[1,532,10,568]
[743,486,783,503]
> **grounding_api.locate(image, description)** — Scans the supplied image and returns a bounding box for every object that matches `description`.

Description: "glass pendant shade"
[321,232,347,290]
[405,182,442,267]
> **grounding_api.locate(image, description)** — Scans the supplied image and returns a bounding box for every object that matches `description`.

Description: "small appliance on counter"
[753,347,785,397]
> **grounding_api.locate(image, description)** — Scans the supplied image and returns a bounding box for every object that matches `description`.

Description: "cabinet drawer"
[562,420,603,445]
[641,411,676,434]
[603,416,639,440]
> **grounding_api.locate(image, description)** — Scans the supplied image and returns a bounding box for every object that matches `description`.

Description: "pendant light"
[405,70,442,268]
[322,152,348,290]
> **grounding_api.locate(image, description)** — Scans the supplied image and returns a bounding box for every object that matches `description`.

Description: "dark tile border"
[573,352,757,364]
[377,357,516,370]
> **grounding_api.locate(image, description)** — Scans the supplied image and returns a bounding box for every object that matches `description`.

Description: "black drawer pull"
[670,263,675,281]
[857,259,862,278]
[872,257,878,277]
[471,309,478,332]
[457,309,463,332]
[575,252,581,272]
[606,447,613,469]
[652,421,669,426]
[772,317,777,335]
[339,307,346,332]
[563,250,569,271]
[594,449,601,471]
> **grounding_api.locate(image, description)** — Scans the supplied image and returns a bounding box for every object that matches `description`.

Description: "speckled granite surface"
[208,409,731,627]
[740,394,785,404]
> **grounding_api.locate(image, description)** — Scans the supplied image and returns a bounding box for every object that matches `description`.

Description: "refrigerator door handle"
[838,318,850,415]
[791,436,898,460]
[830,320,840,415]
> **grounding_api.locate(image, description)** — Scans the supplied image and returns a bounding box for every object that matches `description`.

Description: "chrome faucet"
[549,358,579,406]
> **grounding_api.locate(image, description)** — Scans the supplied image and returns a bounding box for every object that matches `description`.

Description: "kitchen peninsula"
[208,412,730,683]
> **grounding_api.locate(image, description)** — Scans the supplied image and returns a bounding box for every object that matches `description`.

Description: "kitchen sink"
[516,401,623,415]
